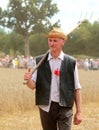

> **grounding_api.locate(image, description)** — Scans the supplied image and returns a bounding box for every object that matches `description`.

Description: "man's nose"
[50,41,54,45]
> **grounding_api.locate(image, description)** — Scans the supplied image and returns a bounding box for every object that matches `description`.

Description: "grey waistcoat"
[35,53,76,107]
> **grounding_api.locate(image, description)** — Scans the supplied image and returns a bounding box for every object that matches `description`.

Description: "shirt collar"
[48,51,64,61]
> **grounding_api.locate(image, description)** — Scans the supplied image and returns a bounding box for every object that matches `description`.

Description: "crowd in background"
[0,54,99,71]
[77,58,99,70]
[0,55,36,69]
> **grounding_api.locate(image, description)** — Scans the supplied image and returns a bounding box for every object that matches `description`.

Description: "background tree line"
[65,20,99,58]
[0,0,99,58]
[0,0,60,56]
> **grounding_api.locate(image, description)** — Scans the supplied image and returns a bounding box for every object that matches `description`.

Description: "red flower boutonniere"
[54,69,60,76]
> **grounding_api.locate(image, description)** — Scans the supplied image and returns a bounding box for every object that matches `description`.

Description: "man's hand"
[73,111,82,125]
[24,68,36,90]
[24,68,32,81]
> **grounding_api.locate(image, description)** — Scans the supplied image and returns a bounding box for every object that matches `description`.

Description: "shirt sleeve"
[31,60,37,82]
[74,63,82,89]
[31,70,37,82]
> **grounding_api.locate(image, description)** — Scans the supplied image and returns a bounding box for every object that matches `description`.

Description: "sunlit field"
[0,68,99,130]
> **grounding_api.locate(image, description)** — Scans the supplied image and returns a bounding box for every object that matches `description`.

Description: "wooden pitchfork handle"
[31,49,50,74]
[23,49,50,85]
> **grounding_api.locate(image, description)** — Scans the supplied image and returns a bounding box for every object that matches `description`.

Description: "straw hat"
[46,27,67,41]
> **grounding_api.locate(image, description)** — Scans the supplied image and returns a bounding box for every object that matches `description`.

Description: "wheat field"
[0,68,99,130]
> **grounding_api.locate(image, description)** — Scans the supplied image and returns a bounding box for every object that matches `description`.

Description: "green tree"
[7,32,24,56]
[65,20,92,55]
[0,0,59,56]
[89,21,99,57]
[29,33,48,56]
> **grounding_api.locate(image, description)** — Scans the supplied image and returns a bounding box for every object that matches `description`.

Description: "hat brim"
[45,33,67,41]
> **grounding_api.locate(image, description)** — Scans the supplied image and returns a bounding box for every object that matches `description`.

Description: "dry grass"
[0,68,99,130]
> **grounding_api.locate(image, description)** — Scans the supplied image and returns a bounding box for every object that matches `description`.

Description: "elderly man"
[24,27,82,130]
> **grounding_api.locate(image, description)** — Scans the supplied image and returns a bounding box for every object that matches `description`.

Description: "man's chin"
[50,48,56,52]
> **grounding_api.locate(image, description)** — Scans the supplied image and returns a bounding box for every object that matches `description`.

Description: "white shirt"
[31,51,81,112]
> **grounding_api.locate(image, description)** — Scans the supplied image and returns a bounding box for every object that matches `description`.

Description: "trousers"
[39,101,73,130]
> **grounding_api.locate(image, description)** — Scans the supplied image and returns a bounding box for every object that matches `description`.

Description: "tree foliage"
[65,20,99,57]
[0,16,99,58]
[0,0,59,56]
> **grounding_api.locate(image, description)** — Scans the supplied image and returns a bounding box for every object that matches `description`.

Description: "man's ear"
[61,39,65,46]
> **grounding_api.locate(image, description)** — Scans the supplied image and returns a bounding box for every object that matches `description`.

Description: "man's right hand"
[24,68,32,81]
[24,68,36,90]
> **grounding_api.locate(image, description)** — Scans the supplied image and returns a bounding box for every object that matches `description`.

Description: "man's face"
[48,38,65,52]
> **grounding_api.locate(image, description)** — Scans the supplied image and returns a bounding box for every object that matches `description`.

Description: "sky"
[0,0,99,33]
